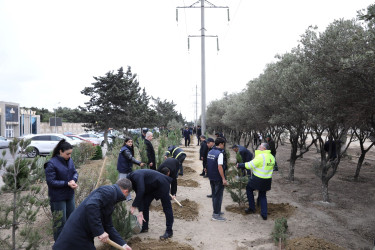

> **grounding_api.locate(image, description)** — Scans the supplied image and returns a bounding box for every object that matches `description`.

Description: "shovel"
[170,194,183,207]
[107,239,124,250]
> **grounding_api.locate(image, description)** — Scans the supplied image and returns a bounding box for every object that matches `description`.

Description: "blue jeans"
[50,198,75,241]
[246,184,268,218]
[210,180,224,215]
[119,173,132,200]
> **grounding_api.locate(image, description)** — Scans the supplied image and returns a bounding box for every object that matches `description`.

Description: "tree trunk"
[354,153,365,180]
[321,179,329,202]
[12,191,17,250]
[288,158,296,181]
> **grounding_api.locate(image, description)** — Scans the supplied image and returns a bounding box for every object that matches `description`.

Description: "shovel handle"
[107,239,124,250]
[169,194,183,207]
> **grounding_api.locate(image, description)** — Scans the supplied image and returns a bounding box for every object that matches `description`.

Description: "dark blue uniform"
[157,158,179,196]
[127,169,174,234]
[53,184,127,250]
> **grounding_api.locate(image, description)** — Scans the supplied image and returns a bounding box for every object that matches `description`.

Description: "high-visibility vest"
[244,150,275,179]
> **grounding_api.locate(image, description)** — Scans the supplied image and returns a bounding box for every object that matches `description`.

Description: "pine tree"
[136,137,148,169]
[0,139,49,250]
[225,164,248,207]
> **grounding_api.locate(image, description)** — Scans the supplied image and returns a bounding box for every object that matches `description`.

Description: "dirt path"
[123,136,375,250]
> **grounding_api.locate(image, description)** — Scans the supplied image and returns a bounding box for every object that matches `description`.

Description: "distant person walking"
[183,126,191,147]
[44,139,78,241]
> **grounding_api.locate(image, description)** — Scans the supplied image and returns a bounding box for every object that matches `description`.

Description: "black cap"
[231,144,239,149]
[206,138,214,143]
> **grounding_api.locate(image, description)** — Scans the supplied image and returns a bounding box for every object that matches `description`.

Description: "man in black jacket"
[144,132,156,170]
[157,158,179,199]
[127,169,174,240]
[53,178,132,250]
[199,135,208,176]
[165,145,186,176]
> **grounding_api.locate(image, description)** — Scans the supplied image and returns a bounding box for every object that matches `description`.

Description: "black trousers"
[141,193,174,234]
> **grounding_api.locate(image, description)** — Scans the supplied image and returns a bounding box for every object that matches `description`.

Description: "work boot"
[199,171,205,176]
[207,194,212,198]
[160,231,173,240]
[140,228,148,233]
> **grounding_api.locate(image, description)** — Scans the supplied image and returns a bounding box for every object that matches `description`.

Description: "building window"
[6,125,14,138]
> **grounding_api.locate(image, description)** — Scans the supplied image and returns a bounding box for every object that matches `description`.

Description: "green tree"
[0,139,49,250]
[80,67,150,145]
[152,98,185,128]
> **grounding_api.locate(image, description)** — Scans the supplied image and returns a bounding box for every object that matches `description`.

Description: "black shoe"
[203,174,208,178]
[245,208,255,214]
[199,171,205,176]
[261,215,267,220]
[179,173,183,176]
[207,194,212,198]
[140,228,148,233]
[160,231,173,240]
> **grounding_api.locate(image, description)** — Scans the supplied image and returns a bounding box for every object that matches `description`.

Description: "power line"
[176,0,229,135]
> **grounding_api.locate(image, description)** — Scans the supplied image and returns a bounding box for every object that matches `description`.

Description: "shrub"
[225,164,248,206]
[71,142,97,168]
[92,146,103,160]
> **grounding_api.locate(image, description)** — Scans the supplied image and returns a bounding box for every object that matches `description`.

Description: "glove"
[237,163,245,169]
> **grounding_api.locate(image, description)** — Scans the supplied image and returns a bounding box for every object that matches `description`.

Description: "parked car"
[0,136,11,148]
[20,133,80,158]
[78,133,112,146]
[66,135,99,146]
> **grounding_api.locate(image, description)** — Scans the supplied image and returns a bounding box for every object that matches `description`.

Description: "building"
[0,101,40,138]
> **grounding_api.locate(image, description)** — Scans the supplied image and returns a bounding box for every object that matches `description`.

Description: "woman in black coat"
[44,139,78,241]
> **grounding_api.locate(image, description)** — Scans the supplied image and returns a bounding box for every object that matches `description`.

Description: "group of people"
[199,132,278,221]
[45,130,188,249]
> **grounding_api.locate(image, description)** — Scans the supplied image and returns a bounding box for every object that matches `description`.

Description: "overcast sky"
[0,0,372,122]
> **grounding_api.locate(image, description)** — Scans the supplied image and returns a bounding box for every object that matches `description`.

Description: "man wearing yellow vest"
[164,145,186,176]
[237,143,275,220]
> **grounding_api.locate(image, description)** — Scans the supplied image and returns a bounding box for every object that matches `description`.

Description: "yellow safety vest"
[245,150,275,179]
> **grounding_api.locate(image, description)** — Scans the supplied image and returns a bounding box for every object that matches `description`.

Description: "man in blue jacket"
[232,144,253,176]
[127,169,174,240]
[53,178,133,250]
[207,137,228,221]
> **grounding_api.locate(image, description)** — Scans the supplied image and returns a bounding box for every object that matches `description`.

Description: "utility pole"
[177,0,229,135]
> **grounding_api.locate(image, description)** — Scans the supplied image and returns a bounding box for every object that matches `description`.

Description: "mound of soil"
[128,236,194,250]
[286,235,345,250]
[150,199,199,221]
[183,166,196,174]
[177,179,199,187]
[225,203,296,219]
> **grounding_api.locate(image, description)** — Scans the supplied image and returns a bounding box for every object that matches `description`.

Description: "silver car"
[0,136,11,148]
[21,133,80,158]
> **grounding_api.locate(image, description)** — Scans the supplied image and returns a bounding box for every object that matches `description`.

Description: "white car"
[78,133,112,146]
[21,133,80,158]
[0,136,11,148]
